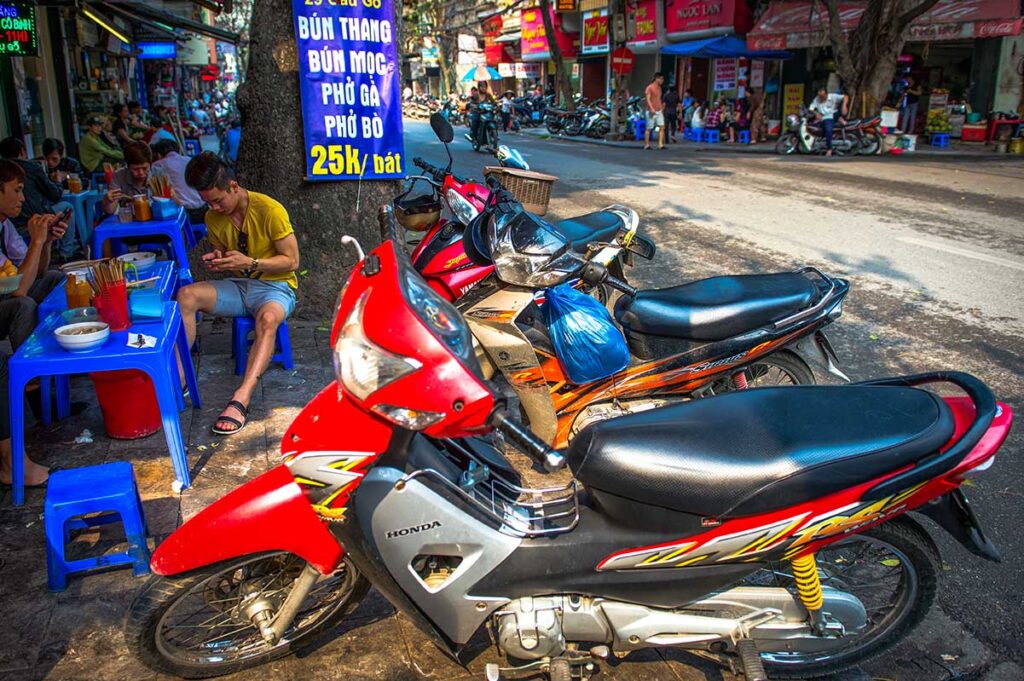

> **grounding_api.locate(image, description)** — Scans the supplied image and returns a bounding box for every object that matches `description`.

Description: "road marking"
[896,236,1024,272]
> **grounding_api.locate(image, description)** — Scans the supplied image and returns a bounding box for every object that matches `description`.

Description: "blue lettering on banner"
[292,0,405,181]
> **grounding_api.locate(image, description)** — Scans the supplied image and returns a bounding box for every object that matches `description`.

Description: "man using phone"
[177,153,299,436]
[0,160,68,487]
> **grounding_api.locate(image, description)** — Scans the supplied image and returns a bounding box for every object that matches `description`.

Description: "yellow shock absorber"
[790,553,826,634]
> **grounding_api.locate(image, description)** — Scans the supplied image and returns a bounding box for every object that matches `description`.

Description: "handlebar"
[581,262,638,297]
[490,408,566,473]
[413,156,446,183]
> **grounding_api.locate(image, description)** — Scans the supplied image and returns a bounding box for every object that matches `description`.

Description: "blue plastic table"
[91,208,193,285]
[62,189,102,250]
[8,301,202,505]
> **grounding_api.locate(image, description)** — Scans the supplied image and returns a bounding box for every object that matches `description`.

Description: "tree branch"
[898,0,941,30]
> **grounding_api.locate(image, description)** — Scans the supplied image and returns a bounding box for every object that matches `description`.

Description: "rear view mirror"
[430,113,455,143]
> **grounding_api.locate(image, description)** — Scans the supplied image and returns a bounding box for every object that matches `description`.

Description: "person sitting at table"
[178,152,300,436]
[0,159,67,341]
[80,115,124,174]
[152,139,207,227]
[100,142,152,216]
[0,137,79,260]
[40,139,89,191]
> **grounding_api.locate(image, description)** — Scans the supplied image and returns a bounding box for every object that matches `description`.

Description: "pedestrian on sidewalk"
[644,72,666,150]
[900,75,922,134]
[500,92,514,132]
[663,83,681,143]
[748,87,766,143]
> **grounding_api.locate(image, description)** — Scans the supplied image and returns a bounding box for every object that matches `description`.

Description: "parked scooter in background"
[776,107,882,156]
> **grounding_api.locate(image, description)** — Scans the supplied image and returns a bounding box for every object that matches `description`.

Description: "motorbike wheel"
[127,552,369,679]
[741,351,814,387]
[564,120,584,137]
[775,135,798,155]
[488,127,499,151]
[859,131,882,156]
[546,120,561,135]
[752,517,939,679]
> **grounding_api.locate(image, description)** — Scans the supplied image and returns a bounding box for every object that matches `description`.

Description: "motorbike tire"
[775,135,798,155]
[564,120,584,137]
[759,517,939,679]
[735,351,814,389]
[546,120,561,135]
[859,131,882,156]
[488,127,499,151]
[126,552,369,679]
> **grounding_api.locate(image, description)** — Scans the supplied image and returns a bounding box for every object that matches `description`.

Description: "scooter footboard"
[150,466,343,576]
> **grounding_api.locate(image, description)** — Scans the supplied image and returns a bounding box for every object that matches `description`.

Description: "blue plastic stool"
[703,129,721,143]
[687,128,700,141]
[632,119,646,141]
[930,133,950,148]
[44,462,150,591]
[738,130,751,144]
[232,316,295,376]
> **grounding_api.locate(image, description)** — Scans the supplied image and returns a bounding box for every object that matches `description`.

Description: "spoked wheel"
[127,552,369,679]
[744,519,939,679]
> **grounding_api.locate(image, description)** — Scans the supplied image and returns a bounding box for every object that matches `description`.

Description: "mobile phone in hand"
[57,207,72,224]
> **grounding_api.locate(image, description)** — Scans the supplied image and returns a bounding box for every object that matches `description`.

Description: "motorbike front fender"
[151,465,344,576]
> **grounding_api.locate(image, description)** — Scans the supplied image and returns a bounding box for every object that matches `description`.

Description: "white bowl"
[0,274,22,295]
[54,322,110,353]
[118,251,157,272]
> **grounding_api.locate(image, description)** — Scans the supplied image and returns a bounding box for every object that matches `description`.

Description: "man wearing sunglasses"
[178,152,300,436]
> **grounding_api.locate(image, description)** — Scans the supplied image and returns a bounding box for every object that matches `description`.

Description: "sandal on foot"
[211,400,248,436]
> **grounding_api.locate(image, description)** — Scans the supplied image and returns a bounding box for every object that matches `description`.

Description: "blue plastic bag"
[542,283,630,385]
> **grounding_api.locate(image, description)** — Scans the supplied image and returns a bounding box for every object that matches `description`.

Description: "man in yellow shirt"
[178,152,300,435]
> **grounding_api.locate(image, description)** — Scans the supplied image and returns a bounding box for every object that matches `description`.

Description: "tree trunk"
[538,0,575,111]
[823,0,939,113]
[236,0,401,317]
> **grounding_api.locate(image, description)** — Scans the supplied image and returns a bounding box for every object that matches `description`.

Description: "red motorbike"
[127,227,1012,681]
[394,113,651,302]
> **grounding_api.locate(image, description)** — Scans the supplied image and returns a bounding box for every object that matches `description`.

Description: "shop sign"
[137,41,177,60]
[975,17,1023,37]
[750,60,764,88]
[629,0,659,47]
[498,62,514,77]
[521,6,577,61]
[291,0,405,180]
[179,35,213,65]
[665,0,745,36]
[581,9,609,55]
[484,15,505,65]
[421,44,439,65]
[713,58,736,91]
[0,1,38,57]
[783,83,804,118]
[610,46,634,75]
[514,62,542,79]
[555,0,578,11]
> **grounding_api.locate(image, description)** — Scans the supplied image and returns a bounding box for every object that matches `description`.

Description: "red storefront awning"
[748,0,1023,51]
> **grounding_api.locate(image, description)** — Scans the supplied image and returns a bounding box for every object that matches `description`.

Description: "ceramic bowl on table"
[54,321,110,353]
[118,251,157,273]
[61,307,100,324]
[0,274,22,295]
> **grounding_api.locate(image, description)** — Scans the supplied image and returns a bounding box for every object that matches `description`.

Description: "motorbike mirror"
[430,112,455,143]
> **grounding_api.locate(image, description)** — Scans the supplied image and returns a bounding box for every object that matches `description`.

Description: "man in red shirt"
[644,72,666,150]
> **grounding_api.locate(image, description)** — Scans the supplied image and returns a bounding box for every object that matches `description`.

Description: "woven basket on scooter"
[483,166,558,216]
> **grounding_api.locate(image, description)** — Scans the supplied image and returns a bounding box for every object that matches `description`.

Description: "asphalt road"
[404,121,1024,680]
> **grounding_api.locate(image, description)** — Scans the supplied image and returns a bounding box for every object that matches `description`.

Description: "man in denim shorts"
[177,153,300,435]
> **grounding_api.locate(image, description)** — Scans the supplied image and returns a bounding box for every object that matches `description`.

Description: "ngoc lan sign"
[292,0,405,180]
[0,2,38,57]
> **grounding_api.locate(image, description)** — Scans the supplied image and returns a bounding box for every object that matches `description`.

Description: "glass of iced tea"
[67,173,82,194]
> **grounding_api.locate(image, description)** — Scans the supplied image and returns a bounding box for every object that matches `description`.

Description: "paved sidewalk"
[516,126,1014,158]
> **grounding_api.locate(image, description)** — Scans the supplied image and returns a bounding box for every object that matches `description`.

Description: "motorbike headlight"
[446,188,479,225]
[489,211,581,288]
[333,291,422,401]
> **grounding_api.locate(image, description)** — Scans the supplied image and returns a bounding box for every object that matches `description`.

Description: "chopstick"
[126,276,159,288]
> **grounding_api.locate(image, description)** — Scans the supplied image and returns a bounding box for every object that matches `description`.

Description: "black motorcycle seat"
[568,385,956,518]
[614,273,817,341]
[554,211,624,250]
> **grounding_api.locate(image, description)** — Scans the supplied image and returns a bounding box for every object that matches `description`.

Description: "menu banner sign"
[292,0,405,180]
[0,1,38,57]
[581,9,609,55]
[712,58,736,91]
[556,0,578,12]
[783,83,804,117]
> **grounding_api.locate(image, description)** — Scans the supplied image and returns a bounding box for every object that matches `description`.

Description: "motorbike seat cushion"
[554,211,624,251]
[567,385,955,518]
[614,273,817,341]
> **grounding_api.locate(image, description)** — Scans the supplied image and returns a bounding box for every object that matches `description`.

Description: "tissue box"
[151,198,179,220]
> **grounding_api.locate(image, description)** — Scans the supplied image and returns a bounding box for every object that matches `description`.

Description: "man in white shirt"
[0,159,68,487]
[808,88,848,157]
[151,139,207,226]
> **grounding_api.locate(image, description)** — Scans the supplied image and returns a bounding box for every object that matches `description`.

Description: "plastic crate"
[483,166,558,215]
[961,124,987,142]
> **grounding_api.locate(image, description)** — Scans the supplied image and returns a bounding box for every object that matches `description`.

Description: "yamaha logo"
[386,521,442,539]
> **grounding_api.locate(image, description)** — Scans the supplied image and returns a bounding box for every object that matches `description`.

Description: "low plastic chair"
[703,129,721,144]
[44,462,150,591]
[632,119,646,142]
[930,133,951,148]
[738,130,751,144]
[232,316,295,376]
